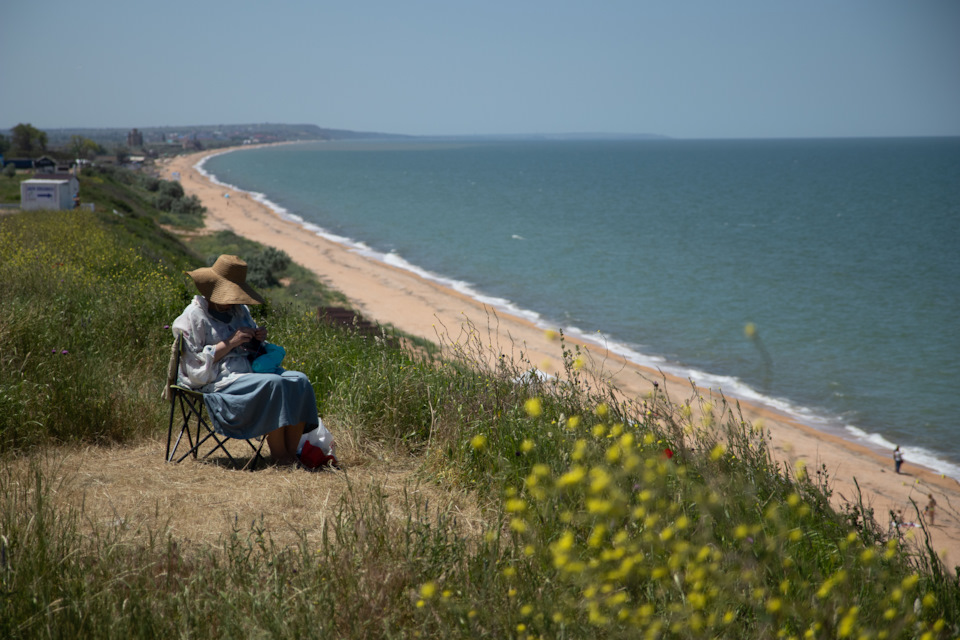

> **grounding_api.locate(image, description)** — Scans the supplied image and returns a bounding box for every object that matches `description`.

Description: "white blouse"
[171,295,257,392]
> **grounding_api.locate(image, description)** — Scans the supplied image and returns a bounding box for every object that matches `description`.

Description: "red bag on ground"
[299,440,338,469]
[297,419,338,469]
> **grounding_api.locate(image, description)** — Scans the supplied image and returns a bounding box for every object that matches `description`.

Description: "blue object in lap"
[251,342,286,373]
[202,370,318,439]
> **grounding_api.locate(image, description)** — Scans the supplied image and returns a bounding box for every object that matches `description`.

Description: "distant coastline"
[2,123,674,155]
[417,132,672,141]
[9,122,959,155]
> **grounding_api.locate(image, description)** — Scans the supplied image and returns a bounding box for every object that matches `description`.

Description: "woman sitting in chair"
[172,254,335,466]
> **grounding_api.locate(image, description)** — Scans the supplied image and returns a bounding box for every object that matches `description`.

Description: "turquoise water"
[200,138,960,478]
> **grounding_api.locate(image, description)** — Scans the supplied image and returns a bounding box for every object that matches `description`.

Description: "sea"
[198,137,960,479]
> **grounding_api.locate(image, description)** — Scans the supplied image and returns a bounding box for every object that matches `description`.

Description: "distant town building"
[33,156,57,173]
[3,158,35,170]
[37,173,79,198]
[34,157,76,174]
[21,174,80,211]
[127,128,143,147]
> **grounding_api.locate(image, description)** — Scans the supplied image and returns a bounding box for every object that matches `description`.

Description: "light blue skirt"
[203,371,319,439]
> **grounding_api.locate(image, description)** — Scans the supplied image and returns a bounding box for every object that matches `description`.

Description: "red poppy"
[664,448,674,459]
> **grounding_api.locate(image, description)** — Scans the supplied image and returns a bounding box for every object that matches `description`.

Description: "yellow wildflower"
[605,444,621,464]
[901,573,919,591]
[505,498,527,513]
[589,467,612,492]
[587,498,613,514]
[557,465,586,488]
[524,397,543,417]
[531,463,550,477]
[553,531,574,552]
[587,524,607,548]
[420,582,437,599]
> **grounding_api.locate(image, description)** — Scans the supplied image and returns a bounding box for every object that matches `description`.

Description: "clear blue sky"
[2,0,958,138]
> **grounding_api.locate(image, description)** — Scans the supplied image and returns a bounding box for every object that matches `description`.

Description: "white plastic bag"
[297,417,334,455]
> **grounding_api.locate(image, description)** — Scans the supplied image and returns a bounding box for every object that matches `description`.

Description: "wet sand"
[163,146,960,564]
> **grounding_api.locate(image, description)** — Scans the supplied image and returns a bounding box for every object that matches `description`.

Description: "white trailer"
[21,179,74,210]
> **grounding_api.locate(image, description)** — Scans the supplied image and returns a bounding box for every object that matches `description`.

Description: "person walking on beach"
[925,494,937,526]
[893,446,904,474]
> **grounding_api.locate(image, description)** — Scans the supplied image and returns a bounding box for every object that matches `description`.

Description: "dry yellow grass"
[10,425,487,552]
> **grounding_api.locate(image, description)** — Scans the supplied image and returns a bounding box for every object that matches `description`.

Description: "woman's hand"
[254,326,267,342]
[213,327,257,363]
[227,327,257,350]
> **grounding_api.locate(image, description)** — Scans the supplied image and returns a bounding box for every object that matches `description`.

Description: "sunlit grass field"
[1,204,958,639]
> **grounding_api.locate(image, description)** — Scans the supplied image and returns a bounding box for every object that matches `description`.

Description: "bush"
[170,193,204,217]
[246,247,291,289]
[159,179,184,199]
[153,192,173,211]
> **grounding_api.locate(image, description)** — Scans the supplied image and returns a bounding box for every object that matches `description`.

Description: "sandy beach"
[164,146,960,565]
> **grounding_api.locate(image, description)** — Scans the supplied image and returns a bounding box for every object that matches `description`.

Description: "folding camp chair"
[164,334,267,471]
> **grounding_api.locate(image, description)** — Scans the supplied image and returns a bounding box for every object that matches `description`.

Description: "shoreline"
[163,145,960,564]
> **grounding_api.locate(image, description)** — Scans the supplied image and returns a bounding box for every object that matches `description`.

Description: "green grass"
[0,210,187,449]
[1,206,958,639]
[0,172,28,203]
[0,173,24,203]
[79,164,205,228]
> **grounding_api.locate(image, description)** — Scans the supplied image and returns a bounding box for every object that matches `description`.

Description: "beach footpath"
[164,148,960,566]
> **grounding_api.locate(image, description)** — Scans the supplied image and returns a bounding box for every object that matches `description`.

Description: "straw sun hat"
[186,255,265,305]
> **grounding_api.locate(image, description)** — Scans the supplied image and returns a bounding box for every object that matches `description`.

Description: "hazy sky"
[2,0,958,138]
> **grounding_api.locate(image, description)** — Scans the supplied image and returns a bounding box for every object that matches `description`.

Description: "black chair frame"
[165,335,267,471]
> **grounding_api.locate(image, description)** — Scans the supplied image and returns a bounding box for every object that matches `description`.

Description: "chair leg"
[166,389,269,471]
[166,398,176,462]
[167,394,193,463]
[168,392,205,463]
